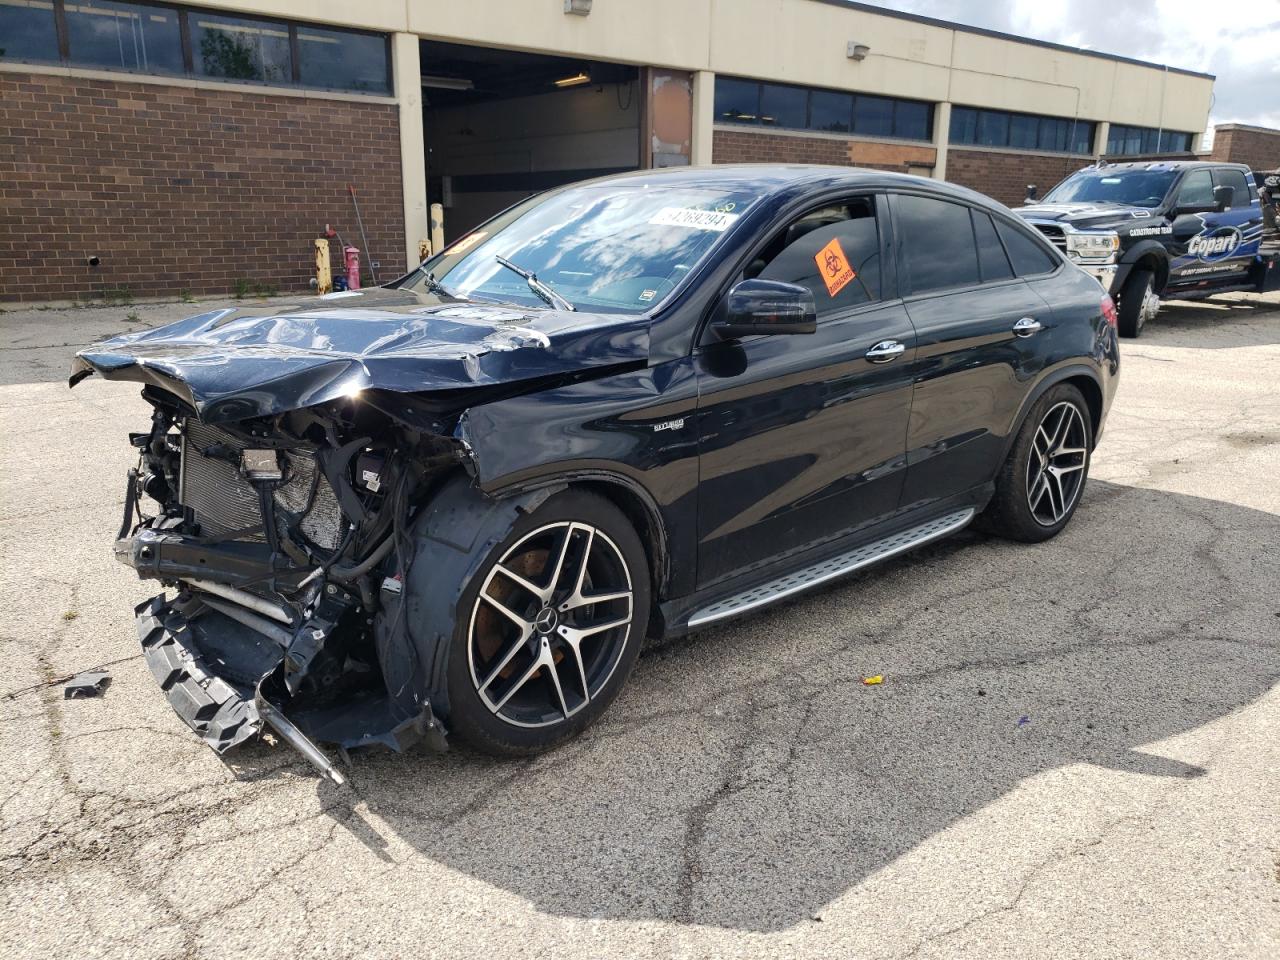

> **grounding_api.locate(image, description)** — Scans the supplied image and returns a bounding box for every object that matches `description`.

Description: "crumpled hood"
[70,288,650,423]
[1016,202,1162,230]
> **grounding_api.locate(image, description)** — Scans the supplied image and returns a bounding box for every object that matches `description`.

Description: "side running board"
[687,508,975,628]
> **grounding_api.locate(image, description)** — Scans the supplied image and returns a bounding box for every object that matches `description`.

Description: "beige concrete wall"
[190,0,1213,135]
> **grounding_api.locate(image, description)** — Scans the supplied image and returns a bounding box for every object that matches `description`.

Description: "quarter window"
[895,195,981,294]
[752,199,882,317]
[996,219,1058,276]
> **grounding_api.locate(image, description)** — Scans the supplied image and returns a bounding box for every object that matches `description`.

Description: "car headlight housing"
[1065,231,1120,262]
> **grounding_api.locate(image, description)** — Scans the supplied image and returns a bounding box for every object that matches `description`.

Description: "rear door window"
[995,219,1058,277]
[1213,168,1251,208]
[753,198,882,317]
[972,210,1014,282]
[895,194,981,294]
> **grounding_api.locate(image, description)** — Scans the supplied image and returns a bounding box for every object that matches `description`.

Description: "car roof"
[568,163,1005,210]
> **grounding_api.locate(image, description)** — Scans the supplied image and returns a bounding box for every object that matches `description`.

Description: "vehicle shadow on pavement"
[230,477,1278,932]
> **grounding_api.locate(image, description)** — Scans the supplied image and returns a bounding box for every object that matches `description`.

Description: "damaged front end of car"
[70,295,650,781]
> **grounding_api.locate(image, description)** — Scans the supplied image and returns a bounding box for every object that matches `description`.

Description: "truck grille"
[179,421,344,549]
[1033,224,1068,254]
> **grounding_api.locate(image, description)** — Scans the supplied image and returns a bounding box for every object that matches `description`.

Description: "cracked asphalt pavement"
[2,293,1278,959]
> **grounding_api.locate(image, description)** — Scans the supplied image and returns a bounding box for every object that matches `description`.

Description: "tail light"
[1100,295,1118,329]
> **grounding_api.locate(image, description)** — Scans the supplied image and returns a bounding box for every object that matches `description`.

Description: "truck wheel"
[1117,268,1158,338]
[445,489,650,756]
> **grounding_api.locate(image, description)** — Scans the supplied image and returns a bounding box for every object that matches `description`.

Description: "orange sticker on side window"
[814,237,857,297]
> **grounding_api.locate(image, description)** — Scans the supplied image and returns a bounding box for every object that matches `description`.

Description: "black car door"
[891,193,1056,510]
[693,193,916,589]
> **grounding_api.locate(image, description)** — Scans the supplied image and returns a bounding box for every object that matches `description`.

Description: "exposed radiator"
[179,421,344,549]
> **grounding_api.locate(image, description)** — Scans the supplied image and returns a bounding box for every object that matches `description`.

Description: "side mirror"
[1213,184,1234,211]
[1025,184,1038,202]
[714,279,817,339]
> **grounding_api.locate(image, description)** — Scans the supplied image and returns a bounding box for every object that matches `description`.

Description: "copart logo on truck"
[1188,226,1243,262]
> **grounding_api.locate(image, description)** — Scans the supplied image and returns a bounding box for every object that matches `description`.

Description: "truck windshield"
[1042,169,1178,208]
[405,183,759,314]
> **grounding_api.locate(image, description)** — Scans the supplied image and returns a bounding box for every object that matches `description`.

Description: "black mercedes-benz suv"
[73,166,1119,780]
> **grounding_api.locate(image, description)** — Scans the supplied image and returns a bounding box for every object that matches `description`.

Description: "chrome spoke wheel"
[468,521,634,728]
[1026,401,1088,526]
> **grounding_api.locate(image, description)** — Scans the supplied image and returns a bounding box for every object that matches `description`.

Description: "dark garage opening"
[420,40,642,239]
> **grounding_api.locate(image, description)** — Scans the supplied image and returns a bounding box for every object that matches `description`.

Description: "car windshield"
[1042,169,1178,208]
[405,183,760,313]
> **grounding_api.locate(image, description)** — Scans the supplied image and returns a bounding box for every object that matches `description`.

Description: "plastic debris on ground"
[861,675,884,686]
[63,671,112,699]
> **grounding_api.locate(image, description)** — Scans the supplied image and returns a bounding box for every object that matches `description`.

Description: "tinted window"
[760,83,806,129]
[0,0,61,62]
[296,25,388,93]
[973,211,1014,282]
[950,107,979,144]
[1009,114,1038,149]
[65,0,184,74]
[855,96,894,137]
[191,12,291,83]
[1214,169,1250,208]
[895,101,930,141]
[757,201,882,316]
[810,90,852,132]
[896,195,981,294]
[996,220,1057,276]
[977,110,1009,146]
[714,77,760,123]
[1176,169,1214,206]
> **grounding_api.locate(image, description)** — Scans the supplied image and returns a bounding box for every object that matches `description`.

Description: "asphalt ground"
[2,292,1278,960]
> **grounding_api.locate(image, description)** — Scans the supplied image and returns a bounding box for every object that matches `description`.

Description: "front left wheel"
[445,489,650,756]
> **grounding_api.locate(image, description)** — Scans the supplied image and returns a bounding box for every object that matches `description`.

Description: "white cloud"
[872,0,1280,130]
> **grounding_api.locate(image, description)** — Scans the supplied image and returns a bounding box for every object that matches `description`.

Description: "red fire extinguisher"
[344,245,361,290]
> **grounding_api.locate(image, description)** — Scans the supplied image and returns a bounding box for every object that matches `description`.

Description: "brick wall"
[946,149,1087,208]
[0,72,404,302]
[1210,124,1280,172]
[713,128,936,173]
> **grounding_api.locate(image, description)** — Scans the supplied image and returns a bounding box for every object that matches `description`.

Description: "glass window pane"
[1009,114,1038,149]
[896,195,981,293]
[1176,169,1214,205]
[855,96,894,137]
[950,106,979,145]
[191,12,291,84]
[1214,169,1250,207]
[973,210,1013,282]
[759,83,806,129]
[0,0,61,62]
[997,219,1057,276]
[296,25,387,93]
[714,77,760,124]
[894,100,929,140]
[758,200,881,315]
[1141,128,1159,153]
[977,110,1009,147]
[1071,121,1094,155]
[1038,117,1068,152]
[64,1,184,74]
[809,89,852,133]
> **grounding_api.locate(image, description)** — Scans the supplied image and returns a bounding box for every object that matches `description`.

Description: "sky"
[870,0,1280,139]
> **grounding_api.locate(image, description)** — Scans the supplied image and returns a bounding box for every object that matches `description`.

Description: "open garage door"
[420,40,643,239]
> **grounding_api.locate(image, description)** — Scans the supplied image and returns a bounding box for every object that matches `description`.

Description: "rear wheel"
[1117,267,1158,338]
[446,490,649,756]
[984,383,1093,543]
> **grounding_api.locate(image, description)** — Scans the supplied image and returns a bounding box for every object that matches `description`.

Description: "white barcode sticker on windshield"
[649,207,741,232]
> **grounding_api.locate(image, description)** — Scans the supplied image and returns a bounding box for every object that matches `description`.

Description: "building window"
[64,1,184,75]
[714,76,934,142]
[191,12,291,84]
[950,106,1095,155]
[0,0,62,63]
[0,0,390,95]
[1106,124,1194,155]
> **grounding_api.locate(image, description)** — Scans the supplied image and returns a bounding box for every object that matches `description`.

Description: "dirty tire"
[445,489,650,756]
[1117,267,1155,339]
[984,383,1093,543]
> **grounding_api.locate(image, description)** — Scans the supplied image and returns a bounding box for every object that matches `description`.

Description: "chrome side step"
[687,508,976,628]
